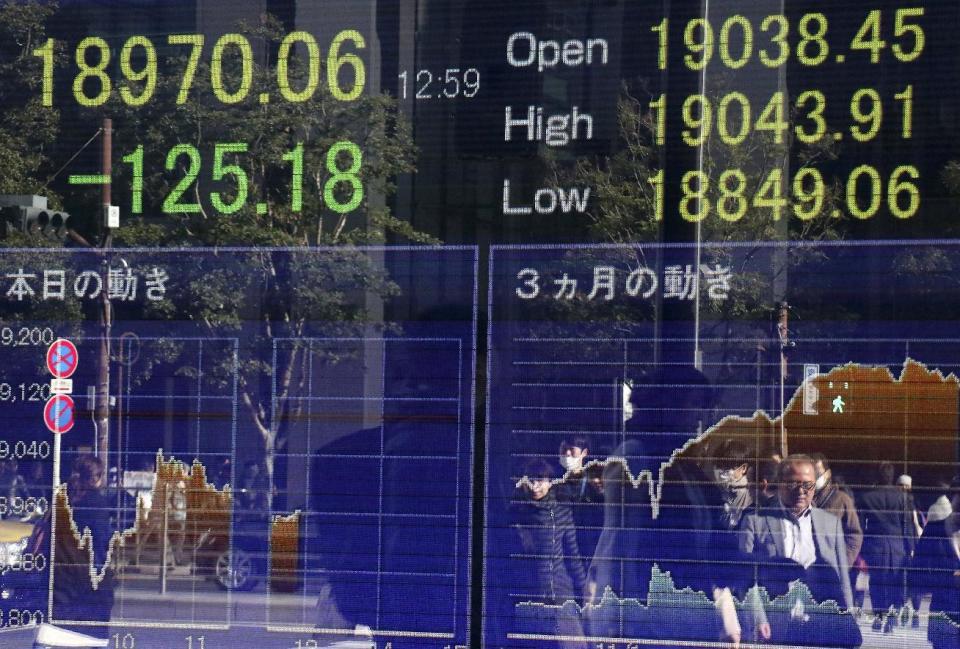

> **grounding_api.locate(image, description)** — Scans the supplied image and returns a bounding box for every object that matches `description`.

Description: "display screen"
[0,1,958,648]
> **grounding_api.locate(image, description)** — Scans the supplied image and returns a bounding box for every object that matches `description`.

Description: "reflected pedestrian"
[738,455,861,647]
[0,459,28,515]
[512,458,587,649]
[53,455,114,639]
[811,453,863,567]
[857,462,916,633]
[911,477,960,649]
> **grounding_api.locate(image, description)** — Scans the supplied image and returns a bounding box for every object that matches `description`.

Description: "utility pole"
[776,301,793,458]
[95,117,112,466]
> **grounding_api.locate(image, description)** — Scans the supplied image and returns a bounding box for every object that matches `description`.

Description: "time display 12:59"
[398,68,480,100]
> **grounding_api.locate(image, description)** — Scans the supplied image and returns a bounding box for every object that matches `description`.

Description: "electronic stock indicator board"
[0,1,959,649]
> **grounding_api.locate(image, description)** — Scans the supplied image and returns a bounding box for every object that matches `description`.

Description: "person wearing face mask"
[556,437,603,583]
[511,458,588,648]
[560,435,590,502]
[711,438,753,530]
[810,453,863,568]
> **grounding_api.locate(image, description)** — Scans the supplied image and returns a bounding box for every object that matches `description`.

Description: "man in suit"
[739,454,861,647]
[857,462,917,632]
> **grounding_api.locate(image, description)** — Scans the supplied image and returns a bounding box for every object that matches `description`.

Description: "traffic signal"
[1,205,71,239]
[0,195,69,240]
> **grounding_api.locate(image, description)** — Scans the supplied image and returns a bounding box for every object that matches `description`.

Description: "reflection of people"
[857,461,916,632]
[738,455,860,648]
[755,458,780,509]
[897,474,924,537]
[53,455,114,638]
[558,436,590,477]
[512,459,587,649]
[0,459,29,514]
[585,438,652,614]
[926,479,954,524]
[709,438,753,529]
[238,460,268,514]
[896,474,925,625]
[557,436,591,503]
[911,477,960,649]
[556,436,603,562]
[811,453,863,567]
[591,367,743,647]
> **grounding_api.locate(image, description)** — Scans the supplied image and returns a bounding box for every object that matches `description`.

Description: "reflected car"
[211,513,306,593]
[211,516,271,592]
[0,518,45,621]
[212,524,266,591]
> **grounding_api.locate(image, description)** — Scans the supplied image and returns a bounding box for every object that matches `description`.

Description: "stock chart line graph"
[50,452,232,590]
[501,350,960,645]
[513,358,960,519]
[510,565,861,644]
[50,450,237,631]
[486,242,960,648]
[46,333,240,632]
[0,247,477,646]
[511,573,959,649]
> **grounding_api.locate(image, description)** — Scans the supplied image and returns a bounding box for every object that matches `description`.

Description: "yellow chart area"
[50,453,233,629]
[519,359,960,517]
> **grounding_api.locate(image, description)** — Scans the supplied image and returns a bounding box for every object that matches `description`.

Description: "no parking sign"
[46,338,78,379]
[44,338,78,436]
[43,339,79,488]
[44,394,75,434]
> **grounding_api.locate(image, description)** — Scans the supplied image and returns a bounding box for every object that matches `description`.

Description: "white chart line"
[48,336,239,631]
[513,357,959,519]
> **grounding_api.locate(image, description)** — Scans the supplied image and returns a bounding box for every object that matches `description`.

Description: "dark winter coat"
[857,485,916,568]
[912,515,960,649]
[512,488,587,603]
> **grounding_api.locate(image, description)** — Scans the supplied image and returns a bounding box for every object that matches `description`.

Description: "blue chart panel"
[263,247,477,648]
[268,335,470,639]
[486,242,960,649]
[0,247,476,647]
